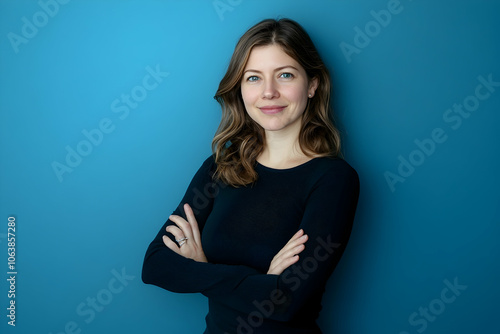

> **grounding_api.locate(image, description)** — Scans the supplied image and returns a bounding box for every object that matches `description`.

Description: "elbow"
[141,241,167,286]
[142,247,162,286]
[141,258,167,288]
[141,258,154,285]
[141,248,180,292]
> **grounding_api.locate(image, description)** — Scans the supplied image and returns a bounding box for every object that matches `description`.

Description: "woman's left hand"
[163,203,208,263]
[267,229,308,275]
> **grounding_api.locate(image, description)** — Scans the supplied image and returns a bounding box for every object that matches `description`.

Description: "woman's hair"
[212,18,341,187]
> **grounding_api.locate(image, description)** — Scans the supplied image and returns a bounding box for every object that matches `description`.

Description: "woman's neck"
[258,123,313,169]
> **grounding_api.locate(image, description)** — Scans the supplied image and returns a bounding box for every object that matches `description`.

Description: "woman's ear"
[308,77,319,98]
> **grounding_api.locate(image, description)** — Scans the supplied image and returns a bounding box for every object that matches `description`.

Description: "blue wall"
[1,1,499,333]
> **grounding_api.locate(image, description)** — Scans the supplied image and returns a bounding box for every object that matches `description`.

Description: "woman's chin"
[259,119,302,134]
[261,124,287,132]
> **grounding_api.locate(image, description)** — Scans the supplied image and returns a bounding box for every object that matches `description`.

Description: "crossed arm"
[142,156,359,321]
[163,202,308,275]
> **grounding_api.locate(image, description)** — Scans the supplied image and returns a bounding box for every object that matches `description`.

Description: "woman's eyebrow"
[243,65,299,74]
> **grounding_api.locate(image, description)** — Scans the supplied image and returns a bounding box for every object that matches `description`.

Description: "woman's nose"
[262,79,279,99]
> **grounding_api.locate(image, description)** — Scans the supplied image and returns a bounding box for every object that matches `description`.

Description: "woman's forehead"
[244,44,302,72]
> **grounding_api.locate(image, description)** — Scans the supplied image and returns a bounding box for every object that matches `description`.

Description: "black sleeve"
[142,157,359,322]
[200,161,360,322]
[142,155,264,293]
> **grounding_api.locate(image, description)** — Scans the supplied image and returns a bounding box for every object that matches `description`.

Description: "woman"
[142,18,359,333]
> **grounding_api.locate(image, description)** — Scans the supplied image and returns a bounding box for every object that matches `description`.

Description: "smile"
[258,105,287,115]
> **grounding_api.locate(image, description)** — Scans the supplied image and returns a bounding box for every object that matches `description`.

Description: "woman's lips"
[259,106,286,115]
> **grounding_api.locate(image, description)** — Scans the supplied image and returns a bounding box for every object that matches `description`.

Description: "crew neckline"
[255,157,322,172]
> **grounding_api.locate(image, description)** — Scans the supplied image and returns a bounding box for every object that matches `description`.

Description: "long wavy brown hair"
[212,18,341,187]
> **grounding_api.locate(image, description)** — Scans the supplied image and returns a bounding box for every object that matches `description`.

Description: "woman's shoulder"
[312,156,359,186]
[315,156,357,174]
[201,153,216,167]
[197,154,217,174]
[187,154,218,183]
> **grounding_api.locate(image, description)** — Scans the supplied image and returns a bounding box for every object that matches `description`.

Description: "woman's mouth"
[258,105,286,115]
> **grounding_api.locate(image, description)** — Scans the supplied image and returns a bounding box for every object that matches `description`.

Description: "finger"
[273,231,303,258]
[165,225,185,242]
[294,229,305,238]
[285,234,309,249]
[280,244,306,260]
[169,214,194,240]
[162,235,181,254]
[184,204,202,245]
[273,244,305,264]
[288,229,304,242]
[283,230,306,249]
[285,233,308,249]
[269,255,300,275]
[274,232,308,259]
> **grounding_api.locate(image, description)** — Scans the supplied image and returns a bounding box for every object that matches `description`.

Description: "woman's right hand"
[267,229,308,275]
[163,203,208,263]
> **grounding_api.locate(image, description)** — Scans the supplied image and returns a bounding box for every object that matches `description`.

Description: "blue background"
[1,0,499,333]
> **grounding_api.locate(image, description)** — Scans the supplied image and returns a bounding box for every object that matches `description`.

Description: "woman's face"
[240,44,318,134]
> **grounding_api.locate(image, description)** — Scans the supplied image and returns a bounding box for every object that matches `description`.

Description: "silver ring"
[176,237,188,247]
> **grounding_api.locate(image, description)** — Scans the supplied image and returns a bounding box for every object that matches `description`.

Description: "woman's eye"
[280,72,294,79]
[247,76,259,82]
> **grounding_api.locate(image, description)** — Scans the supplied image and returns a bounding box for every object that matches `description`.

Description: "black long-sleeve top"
[142,155,360,333]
